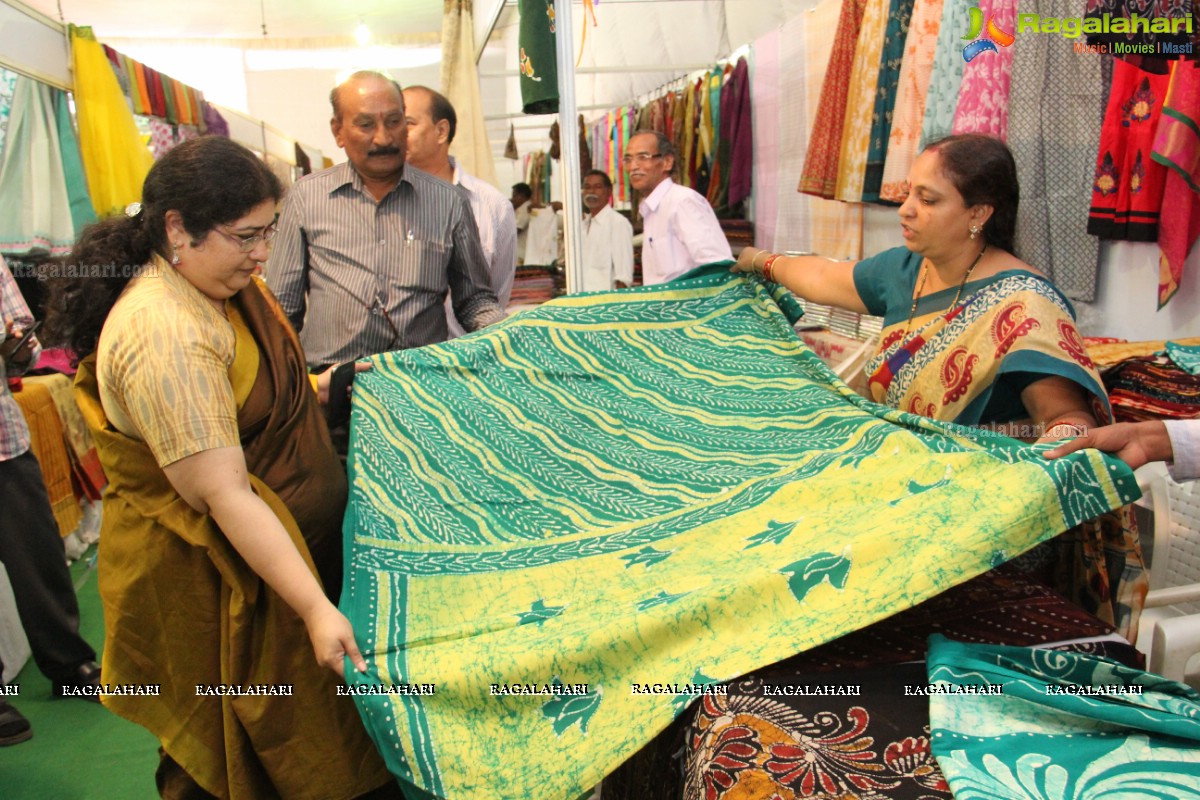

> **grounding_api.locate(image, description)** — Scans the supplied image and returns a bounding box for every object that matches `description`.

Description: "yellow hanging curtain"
[70,25,154,217]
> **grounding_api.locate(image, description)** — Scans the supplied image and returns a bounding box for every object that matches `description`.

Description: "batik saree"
[928,635,1200,798]
[341,267,1137,800]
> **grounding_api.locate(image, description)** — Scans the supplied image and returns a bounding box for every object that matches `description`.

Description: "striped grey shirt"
[266,161,504,367]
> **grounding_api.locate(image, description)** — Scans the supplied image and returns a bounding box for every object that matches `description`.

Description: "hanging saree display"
[799,0,868,198]
[1153,60,1200,308]
[71,25,154,217]
[835,0,889,202]
[339,267,1137,800]
[879,0,943,202]
[862,0,916,203]
[951,0,1016,139]
[1009,0,1105,302]
[1088,59,1170,241]
[0,77,80,256]
[919,0,969,148]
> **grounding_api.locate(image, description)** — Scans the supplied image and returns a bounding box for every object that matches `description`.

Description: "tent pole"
[554,0,584,296]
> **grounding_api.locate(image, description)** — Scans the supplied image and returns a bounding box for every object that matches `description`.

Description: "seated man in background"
[580,170,633,292]
[402,85,517,338]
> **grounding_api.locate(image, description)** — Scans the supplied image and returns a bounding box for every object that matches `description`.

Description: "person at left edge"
[1,256,101,749]
[267,70,504,367]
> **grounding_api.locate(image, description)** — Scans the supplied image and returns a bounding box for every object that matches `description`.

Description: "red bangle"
[762,254,781,282]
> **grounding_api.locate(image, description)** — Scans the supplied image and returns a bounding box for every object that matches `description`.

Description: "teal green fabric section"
[1167,341,1200,376]
[54,89,98,235]
[341,268,1137,800]
[927,635,1200,799]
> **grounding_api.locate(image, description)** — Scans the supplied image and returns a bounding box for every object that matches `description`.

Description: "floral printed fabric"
[1089,59,1170,241]
[928,635,1200,800]
[879,0,944,203]
[951,0,1016,139]
[863,0,917,203]
[800,0,869,199]
[919,0,968,148]
[836,0,890,202]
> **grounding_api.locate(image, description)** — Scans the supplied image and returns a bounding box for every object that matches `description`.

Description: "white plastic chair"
[1134,461,1200,683]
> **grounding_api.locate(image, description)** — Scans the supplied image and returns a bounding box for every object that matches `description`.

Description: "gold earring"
[969,225,979,240]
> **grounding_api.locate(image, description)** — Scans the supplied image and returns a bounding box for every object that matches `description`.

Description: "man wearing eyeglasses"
[267,70,504,368]
[624,130,731,285]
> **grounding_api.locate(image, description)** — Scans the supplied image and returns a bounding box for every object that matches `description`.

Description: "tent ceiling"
[20,0,444,39]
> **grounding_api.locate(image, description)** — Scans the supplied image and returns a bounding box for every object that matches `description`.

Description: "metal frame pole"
[553,0,584,295]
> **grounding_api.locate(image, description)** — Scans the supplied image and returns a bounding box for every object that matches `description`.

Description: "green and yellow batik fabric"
[927,635,1200,798]
[340,265,1139,800]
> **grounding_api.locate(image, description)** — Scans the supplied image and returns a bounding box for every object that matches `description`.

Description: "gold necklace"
[904,244,987,336]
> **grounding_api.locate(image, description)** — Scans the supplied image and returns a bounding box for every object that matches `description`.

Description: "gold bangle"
[751,250,768,270]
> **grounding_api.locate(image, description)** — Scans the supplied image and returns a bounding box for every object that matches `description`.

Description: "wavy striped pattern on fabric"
[341,266,1136,800]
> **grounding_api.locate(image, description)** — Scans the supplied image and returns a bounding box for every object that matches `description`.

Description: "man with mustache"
[624,130,731,285]
[268,70,503,368]
[580,170,633,291]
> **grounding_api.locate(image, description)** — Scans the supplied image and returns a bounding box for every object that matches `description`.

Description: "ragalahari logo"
[963,6,1015,61]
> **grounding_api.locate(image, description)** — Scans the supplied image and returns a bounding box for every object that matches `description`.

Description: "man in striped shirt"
[267,71,504,367]
[402,85,517,339]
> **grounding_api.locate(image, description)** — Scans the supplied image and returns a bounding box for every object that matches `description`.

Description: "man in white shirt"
[580,170,633,292]
[1044,420,1199,481]
[512,183,533,265]
[403,85,517,337]
[624,130,731,285]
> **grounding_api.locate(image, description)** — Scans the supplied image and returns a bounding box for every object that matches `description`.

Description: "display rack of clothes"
[0,69,95,257]
[99,39,229,161]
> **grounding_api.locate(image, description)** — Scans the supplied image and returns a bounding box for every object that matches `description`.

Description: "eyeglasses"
[216,221,278,253]
[622,152,664,166]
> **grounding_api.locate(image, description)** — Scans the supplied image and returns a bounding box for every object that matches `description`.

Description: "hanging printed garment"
[0,77,80,256]
[863,0,916,203]
[518,0,559,114]
[726,59,754,210]
[879,0,943,202]
[835,0,890,202]
[71,25,154,218]
[1153,60,1200,307]
[928,636,1200,799]
[339,267,1136,800]
[1089,59,1170,241]
[800,0,868,198]
[775,0,866,260]
[1010,0,1105,302]
[919,0,969,147]
[951,0,1016,139]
